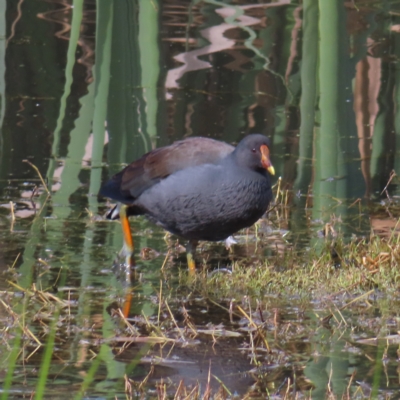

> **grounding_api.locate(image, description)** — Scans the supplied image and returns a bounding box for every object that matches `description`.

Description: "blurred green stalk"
[34,314,59,400]
[89,0,113,206]
[139,0,160,142]
[47,0,84,179]
[295,0,317,192]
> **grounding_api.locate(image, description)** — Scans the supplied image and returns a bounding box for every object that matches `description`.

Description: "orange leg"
[186,240,198,273]
[119,205,135,317]
[119,205,135,267]
[122,291,133,318]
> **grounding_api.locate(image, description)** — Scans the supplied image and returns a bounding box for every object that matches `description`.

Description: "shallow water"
[1,0,400,398]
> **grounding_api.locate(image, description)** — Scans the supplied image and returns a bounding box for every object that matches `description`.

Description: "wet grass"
[187,232,400,301]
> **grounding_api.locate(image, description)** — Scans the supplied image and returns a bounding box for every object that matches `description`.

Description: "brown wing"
[120,137,234,199]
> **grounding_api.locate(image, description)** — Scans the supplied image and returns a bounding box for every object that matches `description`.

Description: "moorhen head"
[100,134,275,270]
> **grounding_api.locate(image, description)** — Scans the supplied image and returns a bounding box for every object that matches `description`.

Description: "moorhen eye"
[100,134,275,271]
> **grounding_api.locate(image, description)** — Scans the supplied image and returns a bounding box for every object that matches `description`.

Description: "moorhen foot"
[100,134,275,271]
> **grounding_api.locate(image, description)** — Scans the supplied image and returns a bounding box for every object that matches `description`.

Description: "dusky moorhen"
[100,134,275,270]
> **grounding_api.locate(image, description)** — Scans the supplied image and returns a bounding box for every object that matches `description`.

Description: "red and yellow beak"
[260,145,275,175]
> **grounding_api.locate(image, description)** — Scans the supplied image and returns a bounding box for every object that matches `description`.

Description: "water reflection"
[0,0,400,398]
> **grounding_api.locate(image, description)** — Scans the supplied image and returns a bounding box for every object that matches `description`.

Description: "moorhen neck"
[100,134,275,270]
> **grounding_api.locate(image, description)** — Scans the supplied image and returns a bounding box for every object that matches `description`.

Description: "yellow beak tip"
[268,166,275,176]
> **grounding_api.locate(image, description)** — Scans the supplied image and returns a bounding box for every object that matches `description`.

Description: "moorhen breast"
[100,134,275,270]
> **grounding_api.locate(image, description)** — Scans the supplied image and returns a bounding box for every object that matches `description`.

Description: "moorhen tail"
[100,134,275,270]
